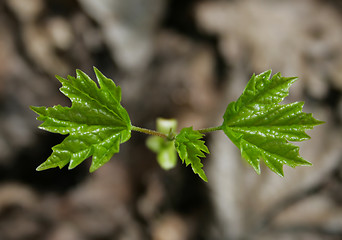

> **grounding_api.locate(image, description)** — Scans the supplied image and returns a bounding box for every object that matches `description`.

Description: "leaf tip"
[201,174,208,182]
[288,76,298,83]
[316,119,325,126]
[300,159,312,166]
[68,163,77,171]
[75,69,89,81]
[75,68,82,75]
[194,167,208,182]
[277,172,285,178]
[264,69,272,75]
[36,163,49,171]
[35,166,43,171]
[93,67,109,85]
[30,105,40,114]
[55,75,67,83]
[254,166,261,175]
[93,66,101,76]
[89,162,100,173]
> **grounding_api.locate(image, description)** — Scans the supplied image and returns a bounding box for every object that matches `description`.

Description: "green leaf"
[175,127,209,181]
[222,70,324,176]
[146,118,178,170]
[31,67,131,172]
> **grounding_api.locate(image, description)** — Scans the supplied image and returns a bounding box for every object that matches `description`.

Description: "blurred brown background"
[0,0,341,239]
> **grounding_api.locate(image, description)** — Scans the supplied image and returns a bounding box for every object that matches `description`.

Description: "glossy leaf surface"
[222,70,323,176]
[31,68,131,172]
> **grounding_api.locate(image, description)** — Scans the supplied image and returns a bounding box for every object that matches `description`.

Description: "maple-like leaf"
[31,68,131,172]
[221,70,323,176]
[174,127,209,181]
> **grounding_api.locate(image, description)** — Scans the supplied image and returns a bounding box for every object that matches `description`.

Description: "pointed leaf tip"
[222,70,323,176]
[31,68,132,172]
[175,127,209,182]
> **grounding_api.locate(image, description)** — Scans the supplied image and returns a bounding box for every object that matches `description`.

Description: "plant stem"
[197,126,222,134]
[131,126,168,139]
[131,125,222,139]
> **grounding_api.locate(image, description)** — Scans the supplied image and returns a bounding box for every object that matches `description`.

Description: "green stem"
[197,126,222,134]
[131,125,222,139]
[131,126,168,139]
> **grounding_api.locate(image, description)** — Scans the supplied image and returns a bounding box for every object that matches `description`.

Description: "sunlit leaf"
[31,68,131,172]
[222,70,323,176]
